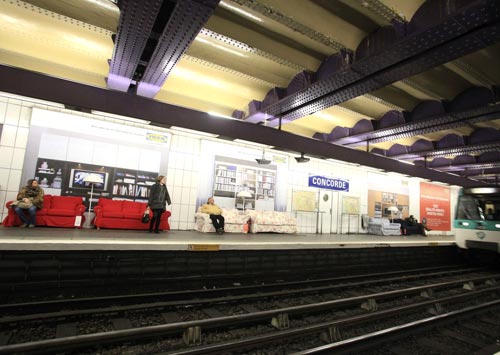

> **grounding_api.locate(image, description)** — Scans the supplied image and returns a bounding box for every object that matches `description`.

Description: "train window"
[457,195,482,220]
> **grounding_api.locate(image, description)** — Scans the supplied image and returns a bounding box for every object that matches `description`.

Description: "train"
[454,186,500,263]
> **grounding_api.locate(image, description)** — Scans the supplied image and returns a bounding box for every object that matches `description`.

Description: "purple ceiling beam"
[107,0,163,91]
[264,0,500,122]
[136,0,220,98]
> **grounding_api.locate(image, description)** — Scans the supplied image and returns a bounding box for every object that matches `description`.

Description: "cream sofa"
[195,208,250,233]
[247,210,297,234]
[367,217,401,236]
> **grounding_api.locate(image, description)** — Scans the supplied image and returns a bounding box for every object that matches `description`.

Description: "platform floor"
[0,226,455,251]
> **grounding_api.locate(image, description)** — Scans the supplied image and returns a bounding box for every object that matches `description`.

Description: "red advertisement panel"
[420,182,451,231]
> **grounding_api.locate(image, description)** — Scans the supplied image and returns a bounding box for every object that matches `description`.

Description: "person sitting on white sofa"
[199,197,225,234]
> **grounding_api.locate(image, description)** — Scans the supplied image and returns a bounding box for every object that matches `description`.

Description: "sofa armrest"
[195,212,210,223]
[5,200,14,209]
[94,205,103,217]
[74,204,86,216]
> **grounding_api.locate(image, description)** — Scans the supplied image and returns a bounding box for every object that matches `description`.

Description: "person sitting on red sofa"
[12,179,44,228]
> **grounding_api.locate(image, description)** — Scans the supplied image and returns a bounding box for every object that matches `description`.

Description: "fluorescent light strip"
[219,1,263,22]
[208,111,234,119]
[233,139,274,149]
[170,126,218,137]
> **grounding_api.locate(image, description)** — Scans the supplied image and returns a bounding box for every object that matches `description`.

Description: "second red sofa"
[94,198,171,230]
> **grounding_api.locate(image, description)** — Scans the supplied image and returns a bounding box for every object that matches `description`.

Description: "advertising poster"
[419,182,451,231]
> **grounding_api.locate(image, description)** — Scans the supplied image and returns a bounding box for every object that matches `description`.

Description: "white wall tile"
[0,101,6,123]
[19,106,31,127]
[172,186,182,204]
[0,146,14,168]
[11,148,26,169]
[181,187,190,203]
[14,127,29,148]
[173,169,183,187]
[0,125,17,147]
[7,169,22,191]
[180,204,189,221]
[5,104,21,125]
[0,168,9,190]
[178,221,187,230]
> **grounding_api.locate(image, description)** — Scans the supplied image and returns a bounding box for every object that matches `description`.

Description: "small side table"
[82,212,96,229]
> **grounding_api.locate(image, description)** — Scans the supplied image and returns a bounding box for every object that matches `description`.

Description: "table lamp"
[237,191,252,212]
[84,173,103,212]
[388,206,399,222]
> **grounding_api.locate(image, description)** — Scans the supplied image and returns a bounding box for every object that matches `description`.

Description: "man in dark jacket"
[147,175,171,233]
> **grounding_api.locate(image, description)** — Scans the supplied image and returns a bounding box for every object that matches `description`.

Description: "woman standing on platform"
[147,175,171,233]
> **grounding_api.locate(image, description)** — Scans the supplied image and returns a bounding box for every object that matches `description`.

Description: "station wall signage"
[308,175,349,192]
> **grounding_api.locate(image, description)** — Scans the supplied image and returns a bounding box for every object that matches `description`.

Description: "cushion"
[51,196,82,209]
[47,208,76,216]
[102,211,125,218]
[123,212,142,219]
[98,198,123,212]
[42,194,53,209]
[123,200,147,214]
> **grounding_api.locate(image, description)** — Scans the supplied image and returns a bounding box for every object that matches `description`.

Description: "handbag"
[11,200,33,209]
[141,208,150,224]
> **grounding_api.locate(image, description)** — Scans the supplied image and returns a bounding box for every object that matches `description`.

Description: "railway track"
[0,266,498,354]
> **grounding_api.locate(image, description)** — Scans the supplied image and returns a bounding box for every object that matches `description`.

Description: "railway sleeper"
[420,288,434,298]
[463,281,476,290]
[427,302,444,315]
[271,313,290,330]
[361,298,378,311]
[183,326,202,345]
[320,325,342,343]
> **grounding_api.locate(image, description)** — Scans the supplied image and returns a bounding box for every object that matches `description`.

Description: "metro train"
[454,187,500,263]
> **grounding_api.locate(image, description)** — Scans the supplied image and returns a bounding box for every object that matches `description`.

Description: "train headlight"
[461,222,469,226]
[495,224,500,228]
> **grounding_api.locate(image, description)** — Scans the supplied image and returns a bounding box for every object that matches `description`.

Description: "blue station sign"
[308,175,349,192]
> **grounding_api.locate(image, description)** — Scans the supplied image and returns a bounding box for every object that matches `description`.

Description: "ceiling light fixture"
[295,153,310,163]
[255,149,271,165]
[208,111,234,119]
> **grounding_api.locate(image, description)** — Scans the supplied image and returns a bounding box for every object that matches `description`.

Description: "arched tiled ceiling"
[1,0,500,186]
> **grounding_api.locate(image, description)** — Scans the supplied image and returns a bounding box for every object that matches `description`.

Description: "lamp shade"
[237,191,252,198]
[84,173,104,184]
[388,206,399,213]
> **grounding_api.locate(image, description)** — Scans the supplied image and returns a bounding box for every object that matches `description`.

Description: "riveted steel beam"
[392,142,500,161]
[435,162,500,172]
[107,0,163,91]
[264,0,500,123]
[332,104,500,147]
[136,0,220,97]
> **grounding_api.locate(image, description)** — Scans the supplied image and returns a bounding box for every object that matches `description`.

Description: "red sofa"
[94,198,171,230]
[3,195,86,228]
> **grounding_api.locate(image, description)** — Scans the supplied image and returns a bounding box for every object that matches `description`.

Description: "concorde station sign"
[308,175,349,192]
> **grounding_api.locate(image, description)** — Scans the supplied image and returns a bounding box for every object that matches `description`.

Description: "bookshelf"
[213,162,276,210]
[112,169,156,202]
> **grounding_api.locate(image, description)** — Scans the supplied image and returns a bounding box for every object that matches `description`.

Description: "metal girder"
[0,64,493,188]
[331,105,500,147]
[136,0,220,98]
[107,0,163,91]
[434,162,500,172]
[264,0,500,123]
[392,142,500,161]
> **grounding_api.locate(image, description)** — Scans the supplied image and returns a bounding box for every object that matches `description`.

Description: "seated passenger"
[12,179,45,228]
[405,215,431,236]
[200,197,225,234]
[485,208,494,220]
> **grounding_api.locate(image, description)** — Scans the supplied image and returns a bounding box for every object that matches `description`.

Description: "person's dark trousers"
[149,209,164,233]
[209,214,225,231]
[15,206,37,226]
